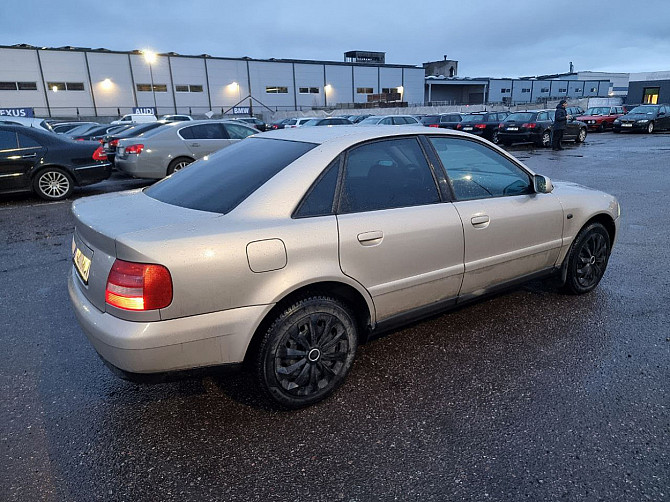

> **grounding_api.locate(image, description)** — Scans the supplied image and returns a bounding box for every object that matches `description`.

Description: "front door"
[427,136,564,297]
[0,130,40,191]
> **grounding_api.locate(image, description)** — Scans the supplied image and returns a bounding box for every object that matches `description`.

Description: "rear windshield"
[145,137,317,214]
[420,115,440,125]
[504,112,535,122]
[584,107,611,115]
[359,116,382,124]
[629,105,659,114]
[461,114,486,123]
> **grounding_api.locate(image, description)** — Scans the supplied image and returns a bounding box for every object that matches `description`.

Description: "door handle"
[21,153,37,159]
[190,143,201,147]
[471,215,490,228]
[357,231,383,246]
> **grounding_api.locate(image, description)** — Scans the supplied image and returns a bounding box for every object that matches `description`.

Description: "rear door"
[0,130,42,191]
[336,136,465,321]
[180,123,231,157]
[428,136,564,297]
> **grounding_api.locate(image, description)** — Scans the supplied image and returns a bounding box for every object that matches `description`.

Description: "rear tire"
[167,157,193,176]
[254,295,359,409]
[33,167,74,201]
[491,130,500,144]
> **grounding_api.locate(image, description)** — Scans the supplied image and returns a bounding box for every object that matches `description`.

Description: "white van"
[111,114,157,125]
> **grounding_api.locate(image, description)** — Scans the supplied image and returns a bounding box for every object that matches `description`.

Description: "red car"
[576,106,626,132]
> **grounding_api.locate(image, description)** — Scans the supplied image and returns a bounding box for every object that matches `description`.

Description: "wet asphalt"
[0,132,668,501]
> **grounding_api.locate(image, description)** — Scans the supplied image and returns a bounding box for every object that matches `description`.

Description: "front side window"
[429,137,532,201]
[223,123,256,140]
[339,138,440,213]
[17,133,41,149]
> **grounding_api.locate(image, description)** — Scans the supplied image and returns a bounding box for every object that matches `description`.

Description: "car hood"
[620,113,656,120]
[72,188,220,259]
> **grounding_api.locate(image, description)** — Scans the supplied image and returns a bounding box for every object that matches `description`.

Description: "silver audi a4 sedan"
[114,119,257,179]
[69,126,620,408]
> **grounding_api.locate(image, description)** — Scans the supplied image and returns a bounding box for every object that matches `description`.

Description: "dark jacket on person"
[554,104,568,130]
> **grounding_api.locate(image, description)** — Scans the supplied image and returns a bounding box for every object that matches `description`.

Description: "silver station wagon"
[114,119,257,179]
[69,126,620,408]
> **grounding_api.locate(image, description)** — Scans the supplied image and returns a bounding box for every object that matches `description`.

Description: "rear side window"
[179,123,226,140]
[18,132,41,148]
[339,138,440,213]
[0,130,18,151]
[223,123,255,139]
[294,158,340,218]
[145,138,317,214]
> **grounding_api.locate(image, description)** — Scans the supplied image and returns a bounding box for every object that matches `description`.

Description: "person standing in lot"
[552,99,570,150]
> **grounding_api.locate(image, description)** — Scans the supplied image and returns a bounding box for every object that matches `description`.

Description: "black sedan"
[498,110,587,147]
[0,124,112,201]
[421,113,463,129]
[612,104,670,133]
[101,122,167,163]
[456,112,509,144]
[70,124,132,142]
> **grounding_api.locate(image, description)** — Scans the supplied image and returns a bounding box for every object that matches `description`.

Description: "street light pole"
[143,50,158,114]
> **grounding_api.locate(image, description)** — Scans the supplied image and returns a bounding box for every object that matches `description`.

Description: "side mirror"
[534,175,553,194]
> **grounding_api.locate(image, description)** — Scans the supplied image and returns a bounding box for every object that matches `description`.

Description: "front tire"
[538,131,551,147]
[563,223,611,294]
[491,130,500,144]
[576,128,587,143]
[33,167,74,201]
[646,121,654,134]
[254,296,359,409]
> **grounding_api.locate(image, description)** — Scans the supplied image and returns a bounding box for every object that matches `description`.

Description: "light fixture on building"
[142,49,158,110]
[101,78,113,91]
[52,85,58,92]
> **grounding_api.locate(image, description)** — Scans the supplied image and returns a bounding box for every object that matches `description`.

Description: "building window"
[137,84,167,92]
[500,88,510,93]
[521,88,530,93]
[540,88,549,93]
[382,87,399,94]
[299,87,320,94]
[175,85,189,92]
[48,82,66,91]
[574,88,582,93]
[357,87,373,94]
[559,88,567,93]
[0,82,18,90]
[189,85,203,92]
[266,86,288,94]
[66,82,84,91]
[643,87,660,104]
[18,82,37,90]
[590,87,597,92]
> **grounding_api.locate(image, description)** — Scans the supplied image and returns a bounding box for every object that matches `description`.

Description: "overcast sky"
[2,0,669,77]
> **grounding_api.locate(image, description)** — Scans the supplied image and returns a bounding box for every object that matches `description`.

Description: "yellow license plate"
[73,247,92,283]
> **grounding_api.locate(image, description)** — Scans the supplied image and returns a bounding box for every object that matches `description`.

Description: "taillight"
[474,123,486,129]
[456,124,462,129]
[105,259,172,311]
[109,139,119,147]
[99,139,104,143]
[428,124,440,128]
[92,146,107,161]
[498,123,505,129]
[125,144,144,154]
[522,123,538,129]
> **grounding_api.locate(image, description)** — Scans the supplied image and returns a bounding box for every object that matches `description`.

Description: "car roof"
[257,124,476,146]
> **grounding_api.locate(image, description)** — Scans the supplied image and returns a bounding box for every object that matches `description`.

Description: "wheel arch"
[167,155,196,175]
[243,280,373,366]
[560,212,616,284]
[30,163,76,184]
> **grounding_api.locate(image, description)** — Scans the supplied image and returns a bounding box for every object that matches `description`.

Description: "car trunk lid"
[71,189,220,313]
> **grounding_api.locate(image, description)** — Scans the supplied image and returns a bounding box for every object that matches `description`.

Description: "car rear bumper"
[115,155,163,179]
[72,162,113,186]
[68,269,274,374]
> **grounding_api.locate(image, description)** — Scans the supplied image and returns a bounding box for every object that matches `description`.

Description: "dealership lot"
[1,132,668,501]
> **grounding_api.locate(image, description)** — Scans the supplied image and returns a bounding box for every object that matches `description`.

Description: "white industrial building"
[0,45,426,118]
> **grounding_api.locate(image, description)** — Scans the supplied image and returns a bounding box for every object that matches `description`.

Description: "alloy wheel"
[37,170,71,199]
[575,232,608,289]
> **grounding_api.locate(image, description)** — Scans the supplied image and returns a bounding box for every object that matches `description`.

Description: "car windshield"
[359,116,382,125]
[461,115,486,123]
[67,123,100,136]
[145,138,317,214]
[504,112,535,122]
[629,106,659,114]
[302,119,320,126]
[584,107,611,115]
